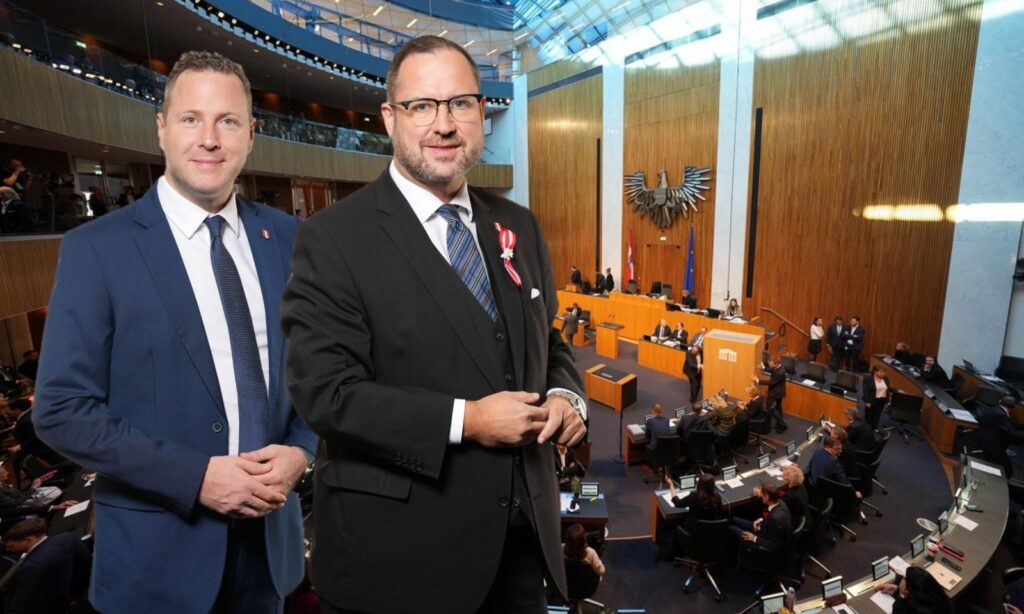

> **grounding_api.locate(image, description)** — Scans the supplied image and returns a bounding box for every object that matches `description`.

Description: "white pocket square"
[530,288,541,299]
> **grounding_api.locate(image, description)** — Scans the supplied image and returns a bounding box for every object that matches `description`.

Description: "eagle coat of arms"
[624,167,712,229]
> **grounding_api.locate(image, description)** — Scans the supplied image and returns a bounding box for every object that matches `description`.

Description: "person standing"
[808,316,824,363]
[826,316,846,371]
[604,267,615,292]
[755,358,788,432]
[32,52,317,613]
[842,316,865,370]
[684,344,703,405]
[281,36,587,613]
[862,365,892,429]
[570,264,582,287]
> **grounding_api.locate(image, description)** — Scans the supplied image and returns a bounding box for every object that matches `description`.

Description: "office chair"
[746,413,777,454]
[811,477,861,541]
[563,559,603,613]
[780,355,796,375]
[676,517,731,601]
[802,497,834,577]
[686,430,718,475]
[855,430,892,495]
[801,362,827,383]
[835,370,860,393]
[627,279,638,294]
[908,353,927,368]
[855,458,883,518]
[649,281,662,296]
[942,372,965,398]
[745,515,807,597]
[886,392,924,443]
[724,419,751,465]
[967,385,1004,413]
[661,283,673,300]
[643,435,681,484]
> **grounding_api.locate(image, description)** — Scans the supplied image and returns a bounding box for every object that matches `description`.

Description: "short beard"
[393,132,482,187]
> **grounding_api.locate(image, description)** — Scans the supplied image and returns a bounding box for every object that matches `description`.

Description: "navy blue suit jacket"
[32,187,317,613]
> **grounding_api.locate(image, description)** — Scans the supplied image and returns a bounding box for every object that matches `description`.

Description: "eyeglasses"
[388,94,483,127]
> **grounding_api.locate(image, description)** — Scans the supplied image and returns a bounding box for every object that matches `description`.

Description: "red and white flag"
[627,228,635,281]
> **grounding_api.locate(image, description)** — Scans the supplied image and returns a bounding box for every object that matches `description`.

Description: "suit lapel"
[132,192,224,417]
[373,175,505,392]
[472,192,526,388]
[238,199,284,408]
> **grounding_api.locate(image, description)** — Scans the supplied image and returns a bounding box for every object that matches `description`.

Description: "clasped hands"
[198,444,308,519]
[464,390,586,448]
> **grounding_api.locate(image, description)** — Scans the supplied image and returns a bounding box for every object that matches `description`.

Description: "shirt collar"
[23,535,47,559]
[389,161,471,223]
[157,175,240,240]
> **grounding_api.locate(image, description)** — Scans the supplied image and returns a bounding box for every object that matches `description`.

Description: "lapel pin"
[261,229,271,240]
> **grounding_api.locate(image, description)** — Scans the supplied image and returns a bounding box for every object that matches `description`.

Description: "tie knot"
[436,204,463,226]
[204,215,226,239]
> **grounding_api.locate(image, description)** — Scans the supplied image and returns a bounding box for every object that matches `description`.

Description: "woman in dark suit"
[862,365,892,429]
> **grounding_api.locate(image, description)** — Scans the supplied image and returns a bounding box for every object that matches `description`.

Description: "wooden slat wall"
[746,1,982,360]
[0,49,512,188]
[623,60,720,302]
[528,74,603,288]
[0,239,60,320]
[526,58,598,91]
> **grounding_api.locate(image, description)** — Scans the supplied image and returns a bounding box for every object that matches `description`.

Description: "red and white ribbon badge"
[494,223,523,289]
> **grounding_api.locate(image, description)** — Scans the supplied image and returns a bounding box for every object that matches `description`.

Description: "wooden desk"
[560,492,609,535]
[872,356,977,454]
[952,364,1024,424]
[596,322,624,359]
[584,363,638,412]
[786,377,859,424]
[623,428,648,465]
[637,339,686,380]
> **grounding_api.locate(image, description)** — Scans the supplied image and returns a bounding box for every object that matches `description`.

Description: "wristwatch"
[546,388,588,422]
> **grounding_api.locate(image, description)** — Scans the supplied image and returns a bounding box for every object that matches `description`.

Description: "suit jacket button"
[511,497,521,508]
[211,422,223,433]
[496,332,505,342]
[497,496,510,508]
[414,463,423,472]
[504,374,513,384]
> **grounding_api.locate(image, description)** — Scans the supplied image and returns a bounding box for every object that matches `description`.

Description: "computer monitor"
[643,414,654,424]
[675,408,688,419]
[807,426,816,442]
[871,557,889,580]
[821,576,844,600]
[722,465,737,481]
[786,441,796,456]
[758,453,770,469]
[911,534,925,558]
[678,474,696,491]
[580,482,599,497]
[938,510,949,535]
[761,592,786,614]
[706,308,721,318]
[547,607,571,613]
[829,384,847,396]
[952,487,964,512]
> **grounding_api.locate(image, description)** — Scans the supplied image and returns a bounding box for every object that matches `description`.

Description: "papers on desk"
[662,490,692,506]
[801,379,818,386]
[724,477,744,489]
[969,459,1003,476]
[949,408,976,423]
[982,374,1005,383]
[780,459,795,467]
[833,605,858,614]
[953,515,978,531]
[626,424,645,437]
[62,500,90,518]
[765,467,784,478]
[888,556,910,576]
[869,591,895,614]
[925,561,962,590]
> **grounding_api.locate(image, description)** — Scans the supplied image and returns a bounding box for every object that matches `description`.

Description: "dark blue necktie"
[436,204,497,320]
[204,215,268,453]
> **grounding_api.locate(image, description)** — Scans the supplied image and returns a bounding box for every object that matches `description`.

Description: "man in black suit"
[594,270,605,293]
[842,407,876,453]
[729,482,792,558]
[977,396,1024,477]
[807,436,862,499]
[570,264,582,287]
[553,443,585,491]
[2,518,91,614]
[755,358,788,432]
[842,316,865,370]
[826,316,846,371]
[673,322,688,345]
[684,345,703,404]
[644,403,672,451]
[652,318,672,341]
[920,356,949,386]
[282,36,587,613]
[604,268,614,293]
[679,289,697,309]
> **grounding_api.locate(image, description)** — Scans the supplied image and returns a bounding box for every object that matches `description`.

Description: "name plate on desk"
[596,367,629,381]
[599,322,624,330]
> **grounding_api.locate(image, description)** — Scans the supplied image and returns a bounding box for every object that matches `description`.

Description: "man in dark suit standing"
[977,396,1024,477]
[842,407,876,453]
[604,267,615,292]
[595,270,605,293]
[755,358,788,432]
[684,344,703,404]
[281,36,587,613]
[2,518,91,614]
[826,316,846,371]
[33,52,316,613]
[570,264,582,287]
[842,316,865,370]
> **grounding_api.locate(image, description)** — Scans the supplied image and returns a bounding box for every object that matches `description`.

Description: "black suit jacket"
[762,366,787,400]
[653,324,671,339]
[4,531,90,614]
[977,405,1024,458]
[645,415,673,450]
[674,329,689,344]
[862,375,891,404]
[756,502,792,553]
[571,269,582,285]
[843,325,865,353]
[553,447,584,480]
[781,484,808,527]
[604,274,614,292]
[282,171,584,612]
[847,418,876,453]
[826,325,845,352]
[921,364,949,386]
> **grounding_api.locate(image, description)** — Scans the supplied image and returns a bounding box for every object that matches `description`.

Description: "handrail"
[759,307,809,338]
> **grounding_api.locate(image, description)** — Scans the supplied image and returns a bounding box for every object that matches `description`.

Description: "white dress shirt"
[158,176,269,456]
[389,163,585,444]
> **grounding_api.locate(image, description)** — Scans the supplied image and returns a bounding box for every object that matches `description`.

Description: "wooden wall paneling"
[528,74,603,291]
[622,60,720,305]
[526,59,599,91]
[744,1,982,361]
[0,239,60,320]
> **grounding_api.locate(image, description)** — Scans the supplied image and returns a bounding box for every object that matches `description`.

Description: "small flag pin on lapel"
[261,229,271,240]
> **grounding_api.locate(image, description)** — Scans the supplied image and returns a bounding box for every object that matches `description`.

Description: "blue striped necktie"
[204,215,269,453]
[436,204,497,320]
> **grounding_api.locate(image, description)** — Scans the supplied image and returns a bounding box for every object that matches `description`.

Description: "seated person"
[679,289,698,309]
[894,341,913,364]
[724,298,742,318]
[807,435,862,499]
[841,406,877,453]
[737,385,767,422]
[676,402,709,440]
[729,482,792,558]
[666,474,726,554]
[563,523,605,578]
[920,356,949,386]
[691,327,708,350]
[652,319,672,341]
[645,403,673,450]
[778,465,808,527]
[876,565,952,614]
[0,464,78,519]
[706,395,737,437]
[2,518,91,614]
[830,426,862,481]
[553,443,586,492]
[673,321,688,345]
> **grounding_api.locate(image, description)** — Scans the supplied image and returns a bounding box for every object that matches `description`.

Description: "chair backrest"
[748,413,772,435]
[652,435,681,467]
[945,372,965,395]
[580,310,591,323]
[889,393,923,426]
[836,370,860,391]
[780,514,807,574]
[909,352,927,368]
[650,280,662,294]
[781,355,796,375]
[806,362,828,382]
[564,558,600,601]
[689,517,731,564]
[581,281,592,293]
[975,386,1004,407]
[730,416,750,450]
[817,477,858,518]
[686,430,717,471]
[856,458,880,497]
[627,279,638,294]
[805,497,834,555]
[661,283,673,300]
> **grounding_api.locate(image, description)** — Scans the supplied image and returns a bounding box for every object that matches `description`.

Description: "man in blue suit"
[32,51,316,613]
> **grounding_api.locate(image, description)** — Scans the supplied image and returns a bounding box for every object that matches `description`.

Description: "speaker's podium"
[702,330,764,397]
[596,322,624,358]
[584,364,637,412]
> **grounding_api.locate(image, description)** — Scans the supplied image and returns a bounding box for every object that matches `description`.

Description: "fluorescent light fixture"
[486,49,498,55]
[514,31,530,41]
[406,18,418,27]
[463,40,476,47]
[439,29,449,36]
[860,204,944,222]
[947,203,1024,223]
[372,5,385,16]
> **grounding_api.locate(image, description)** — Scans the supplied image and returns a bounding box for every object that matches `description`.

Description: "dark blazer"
[755,501,792,553]
[977,405,1024,459]
[281,172,584,612]
[921,364,949,386]
[780,484,808,527]
[677,413,709,438]
[762,366,787,400]
[604,274,614,292]
[645,415,673,450]
[847,418,876,453]
[3,531,90,614]
[553,447,585,481]
[826,324,846,352]
[653,324,672,339]
[745,397,767,421]
[33,188,317,613]
[843,325,865,353]
[807,448,850,486]
[595,273,605,291]
[674,328,689,345]
[571,269,582,285]
[684,351,701,377]
[862,375,892,404]
[671,490,726,532]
